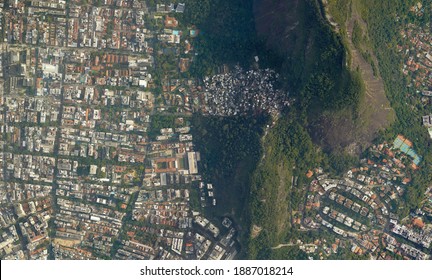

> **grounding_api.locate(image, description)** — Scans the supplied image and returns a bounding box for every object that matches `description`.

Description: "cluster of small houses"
[203,67,290,116]
[398,5,432,139]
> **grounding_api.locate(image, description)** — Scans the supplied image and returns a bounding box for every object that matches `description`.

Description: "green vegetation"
[178,0,258,76]
[352,20,363,49]
[247,115,324,259]
[191,114,268,180]
[304,66,365,114]
[147,114,182,139]
[255,0,366,120]
[156,53,178,75]
[326,149,358,175]
[105,21,114,39]
[269,246,308,260]
[327,0,350,26]
[259,2,371,160]
[191,114,268,231]
[351,20,378,77]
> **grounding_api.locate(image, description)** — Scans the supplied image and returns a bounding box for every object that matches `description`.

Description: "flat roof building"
[187,152,199,174]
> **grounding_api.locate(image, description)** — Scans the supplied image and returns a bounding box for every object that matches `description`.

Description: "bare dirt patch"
[52,238,81,248]
[345,1,396,140]
[251,224,263,238]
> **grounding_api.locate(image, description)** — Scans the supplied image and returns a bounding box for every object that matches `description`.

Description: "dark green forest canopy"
[176,0,258,76]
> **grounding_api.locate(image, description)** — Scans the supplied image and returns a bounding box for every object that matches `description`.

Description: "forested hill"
[174,0,258,76]
[184,0,432,259]
[247,0,370,259]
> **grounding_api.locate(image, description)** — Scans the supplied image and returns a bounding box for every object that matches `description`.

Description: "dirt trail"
[272,242,316,249]
[271,243,295,249]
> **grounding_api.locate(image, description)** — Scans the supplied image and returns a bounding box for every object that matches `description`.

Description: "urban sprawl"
[0,0,431,260]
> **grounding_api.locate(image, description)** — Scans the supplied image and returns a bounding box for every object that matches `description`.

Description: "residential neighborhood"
[300,136,431,260]
[0,0,245,260]
[398,2,432,138]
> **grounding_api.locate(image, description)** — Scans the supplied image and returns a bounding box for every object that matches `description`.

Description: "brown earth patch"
[345,1,396,144]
